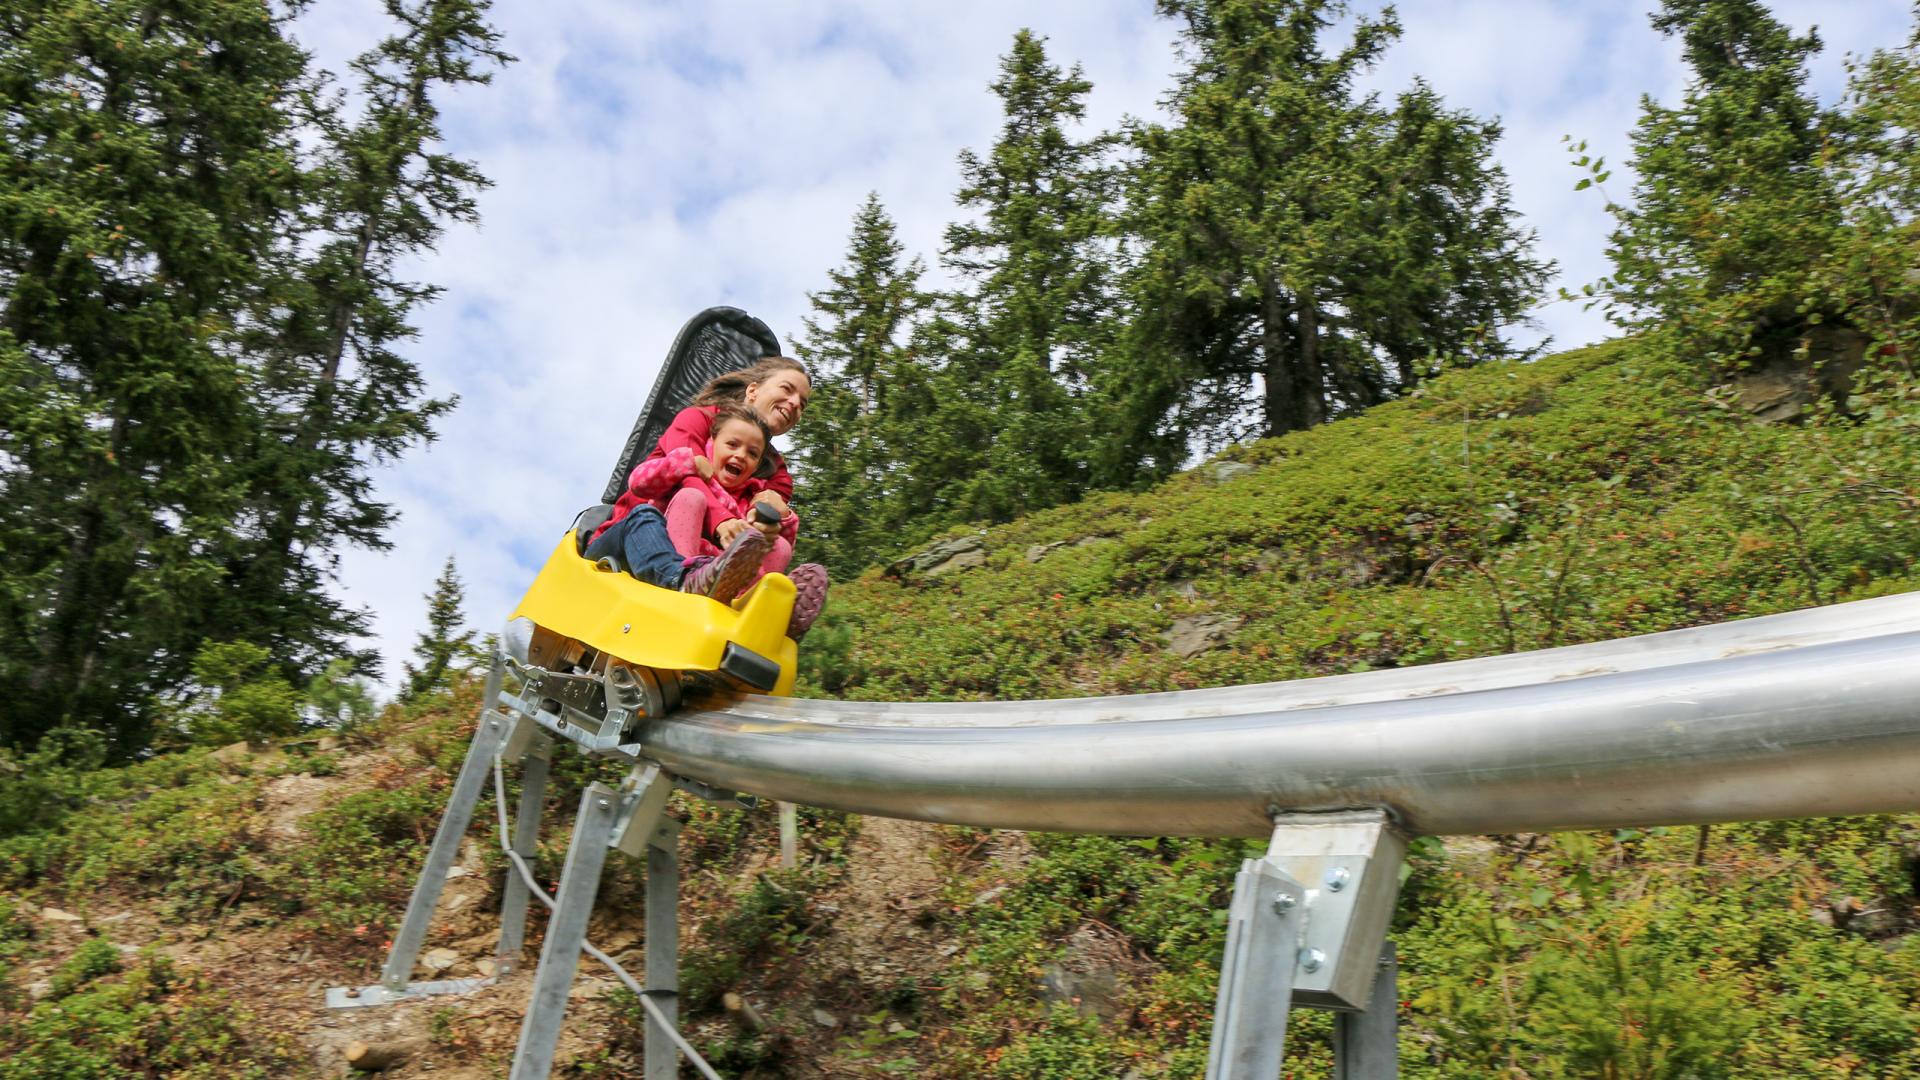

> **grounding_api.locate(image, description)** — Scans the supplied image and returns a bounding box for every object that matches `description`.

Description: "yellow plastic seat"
[510,533,797,696]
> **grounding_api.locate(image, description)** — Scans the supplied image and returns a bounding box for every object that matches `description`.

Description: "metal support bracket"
[327,657,513,1010]
[1207,857,1308,1077]
[330,652,722,1078]
[672,774,758,810]
[496,732,553,976]
[610,762,675,859]
[644,816,682,1080]
[1205,810,1407,1079]
[1334,944,1400,1080]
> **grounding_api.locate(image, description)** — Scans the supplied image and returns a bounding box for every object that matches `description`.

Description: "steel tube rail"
[640,593,1920,837]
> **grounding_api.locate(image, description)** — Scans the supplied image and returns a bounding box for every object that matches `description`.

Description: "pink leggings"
[665,487,792,578]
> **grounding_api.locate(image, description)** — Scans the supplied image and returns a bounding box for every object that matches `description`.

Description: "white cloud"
[294,1,1911,694]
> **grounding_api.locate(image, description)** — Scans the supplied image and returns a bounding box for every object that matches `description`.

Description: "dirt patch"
[262,774,339,840]
[259,750,388,840]
[814,815,949,995]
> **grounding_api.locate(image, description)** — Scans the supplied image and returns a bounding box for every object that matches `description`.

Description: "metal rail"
[639,592,1920,837]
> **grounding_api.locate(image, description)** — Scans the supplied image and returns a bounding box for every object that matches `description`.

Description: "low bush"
[0,952,304,1079]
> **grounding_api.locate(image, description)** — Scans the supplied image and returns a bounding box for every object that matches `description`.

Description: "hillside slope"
[3,340,1918,1078]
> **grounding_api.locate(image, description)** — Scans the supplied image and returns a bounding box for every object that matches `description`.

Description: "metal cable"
[490,756,722,1080]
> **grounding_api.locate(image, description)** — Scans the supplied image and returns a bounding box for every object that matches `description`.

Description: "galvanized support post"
[778,801,798,869]
[510,783,619,1080]
[495,733,552,975]
[1205,858,1307,1079]
[644,819,682,1080]
[1333,943,1398,1080]
[1206,812,1408,1080]
[378,685,510,994]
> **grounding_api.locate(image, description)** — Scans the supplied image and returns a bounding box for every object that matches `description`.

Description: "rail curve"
[635,593,1920,837]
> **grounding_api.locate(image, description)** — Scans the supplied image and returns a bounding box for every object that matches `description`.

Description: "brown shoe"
[679,529,772,603]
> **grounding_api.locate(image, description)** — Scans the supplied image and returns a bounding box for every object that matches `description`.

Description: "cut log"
[722,991,766,1032]
[344,1037,427,1072]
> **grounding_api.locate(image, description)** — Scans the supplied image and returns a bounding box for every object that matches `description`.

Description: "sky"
[287,1,1913,695]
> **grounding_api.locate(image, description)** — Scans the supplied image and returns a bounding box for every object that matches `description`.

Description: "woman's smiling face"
[709,416,766,491]
[745,370,811,436]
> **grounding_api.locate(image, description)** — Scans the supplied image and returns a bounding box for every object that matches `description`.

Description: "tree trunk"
[1259,273,1317,435]
[1297,289,1327,428]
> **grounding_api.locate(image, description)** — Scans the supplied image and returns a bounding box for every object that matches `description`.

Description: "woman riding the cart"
[585,355,828,640]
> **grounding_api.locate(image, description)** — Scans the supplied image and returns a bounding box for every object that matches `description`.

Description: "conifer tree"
[215,0,511,685]
[1108,0,1546,471]
[942,30,1119,522]
[1601,0,1841,369]
[0,1,507,757]
[1822,20,1920,399]
[0,0,311,754]
[788,194,939,576]
[402,556,474,702]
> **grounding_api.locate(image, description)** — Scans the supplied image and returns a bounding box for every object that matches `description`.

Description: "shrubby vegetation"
[780,332,1920,1077]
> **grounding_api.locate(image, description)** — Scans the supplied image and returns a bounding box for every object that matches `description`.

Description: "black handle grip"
[752,502,782,527]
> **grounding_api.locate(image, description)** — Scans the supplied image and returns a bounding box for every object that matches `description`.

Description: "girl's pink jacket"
[591,426,798,547]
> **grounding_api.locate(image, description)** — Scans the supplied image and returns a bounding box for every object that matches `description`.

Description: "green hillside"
[3,338,1918,1078]
[776,338,1920,1078]
[803,340,1919,701]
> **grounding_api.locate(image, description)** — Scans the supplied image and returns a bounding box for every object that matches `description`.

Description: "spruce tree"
[942,30,1119,522]
[1602,0,1841,369]
[788,194,939,576]
[1110,0,1546,471]
[215,0,511,686]
[402,555,474,702]
[1822,20,1920,399]
[0,0,310,754]
[0,1,507,757]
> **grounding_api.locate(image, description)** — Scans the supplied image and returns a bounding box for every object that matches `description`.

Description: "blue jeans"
[583,505,687,588]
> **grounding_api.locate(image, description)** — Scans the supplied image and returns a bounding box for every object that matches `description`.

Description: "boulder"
[1204,460,1256,483]
[1164,614,1245,658]
[209,741,253,765]
[1036,924,1144,1022]
[1026,540,1067,563]
[888,534,989,579]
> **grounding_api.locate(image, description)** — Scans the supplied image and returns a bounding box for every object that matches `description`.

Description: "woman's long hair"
[691,356,808,407]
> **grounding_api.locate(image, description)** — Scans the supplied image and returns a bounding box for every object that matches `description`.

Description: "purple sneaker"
[784,563,829,640]
[680,529,772,604]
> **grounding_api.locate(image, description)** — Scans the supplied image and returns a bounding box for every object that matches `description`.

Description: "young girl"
[651,403,785,547]
[580,410,773,608]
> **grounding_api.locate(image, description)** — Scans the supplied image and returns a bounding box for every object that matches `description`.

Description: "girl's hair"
[708,402,771,446]
[691,356,809,408]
